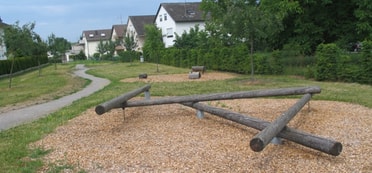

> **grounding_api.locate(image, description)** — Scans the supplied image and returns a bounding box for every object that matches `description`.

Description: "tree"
[124,33,138,63]
[2,22,47,87]
[201,0,297,80]
[47,33,70,69]
[143,24,164,72]
[97,40,106,60]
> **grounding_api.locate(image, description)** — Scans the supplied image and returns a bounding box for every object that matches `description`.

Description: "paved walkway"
[0,64,111,131]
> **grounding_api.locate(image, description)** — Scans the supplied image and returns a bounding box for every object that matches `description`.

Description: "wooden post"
[95,84,151,115]
[189,72,201,79]
[250,93,312,152]
[124,86,321,108]
[182,102,342,156]
[191,66,206,73]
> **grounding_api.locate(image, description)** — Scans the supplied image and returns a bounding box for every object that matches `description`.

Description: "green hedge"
[0,55,48,75]
[148,45,283,75]
[313,41,371,84]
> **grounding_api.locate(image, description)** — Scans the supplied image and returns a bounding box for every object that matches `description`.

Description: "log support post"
[144,90,151,100]
[196,109,204,119]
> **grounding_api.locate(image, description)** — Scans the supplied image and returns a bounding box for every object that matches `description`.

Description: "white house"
[0,18,8,60]
[126,15,156,52]
[154,2,206,48]
[81,29,112,58]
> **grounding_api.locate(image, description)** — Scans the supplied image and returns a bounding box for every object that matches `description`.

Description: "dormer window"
[89,34,94,38]
[101,33,106,37]
[186,9,195,17]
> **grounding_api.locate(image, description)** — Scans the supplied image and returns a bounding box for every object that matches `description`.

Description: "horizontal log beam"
[124,86,321,108]
[182,102,342,156]
[95,84,151,115]
[250,93,312,152]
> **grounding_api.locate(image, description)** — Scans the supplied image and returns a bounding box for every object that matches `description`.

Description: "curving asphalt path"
[0,64,110,131]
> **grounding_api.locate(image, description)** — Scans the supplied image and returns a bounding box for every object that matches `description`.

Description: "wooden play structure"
[95,84,342,156]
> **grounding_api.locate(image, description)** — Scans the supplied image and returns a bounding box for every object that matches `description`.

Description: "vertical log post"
[95,84,151,115]
[250,93,312,152]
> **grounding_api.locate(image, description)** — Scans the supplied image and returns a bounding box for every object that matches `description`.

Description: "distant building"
[154,2,206,48]
[0,17,9,60]
[111,24,127,54]
[126,15,156,52]
[81,29,112,58]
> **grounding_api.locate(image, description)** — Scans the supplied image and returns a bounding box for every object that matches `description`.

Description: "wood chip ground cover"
[31,73,372,172]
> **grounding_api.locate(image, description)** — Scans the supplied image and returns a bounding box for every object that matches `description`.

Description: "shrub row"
[0,56,48,75]
[145,41,371,85]
[314,41,371,84]
[147,45,284,75]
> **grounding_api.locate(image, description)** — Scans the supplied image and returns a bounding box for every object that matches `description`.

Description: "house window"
[166,28,173,38]
[101,33,106,37]
[164,13,167,21]
[89,34,94,38]
[159,15,163,22]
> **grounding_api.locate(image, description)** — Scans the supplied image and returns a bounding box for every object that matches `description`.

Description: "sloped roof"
[158,2,205,22]
[128,15,156,36]
[83,29,112,42]
[112,24,127,38]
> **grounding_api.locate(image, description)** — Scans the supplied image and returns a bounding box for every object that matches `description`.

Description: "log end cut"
[329,142,343,156]
[250,138,265,152]
[95,105,106,115]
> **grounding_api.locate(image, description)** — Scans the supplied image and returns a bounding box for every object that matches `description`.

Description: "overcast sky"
[0,0,201,42]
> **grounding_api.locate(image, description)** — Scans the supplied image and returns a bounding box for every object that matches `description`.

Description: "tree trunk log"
[124,86,321,108]
[250,93,312,152]
[182,102,342,156]
[95,84,151,115]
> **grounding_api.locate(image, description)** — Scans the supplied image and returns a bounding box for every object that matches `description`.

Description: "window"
[159,15,162,22]
[166,28,173,38]
[89,34,94,38]
[101,33,106,37]
[164,13,167,21]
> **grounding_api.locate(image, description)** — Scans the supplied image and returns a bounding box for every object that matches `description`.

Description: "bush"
[315,43,340,81]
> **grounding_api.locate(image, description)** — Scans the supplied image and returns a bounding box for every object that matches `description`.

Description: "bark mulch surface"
[31,73,372,172]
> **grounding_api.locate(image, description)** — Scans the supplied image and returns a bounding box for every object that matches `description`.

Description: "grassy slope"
[0,61,370,172]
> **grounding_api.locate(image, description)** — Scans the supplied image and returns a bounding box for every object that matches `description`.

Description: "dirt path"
[0,64,110,131]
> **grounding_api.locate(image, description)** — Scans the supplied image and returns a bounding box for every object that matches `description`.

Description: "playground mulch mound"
[32,98,372,172]
[120,72,239,83]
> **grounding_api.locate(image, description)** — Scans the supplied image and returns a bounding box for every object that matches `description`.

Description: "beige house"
[126,15,156,52]
[111,24,127,54]
[81,29,112,58]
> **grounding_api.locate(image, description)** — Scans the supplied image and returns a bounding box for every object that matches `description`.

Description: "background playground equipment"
[95,85,342,156]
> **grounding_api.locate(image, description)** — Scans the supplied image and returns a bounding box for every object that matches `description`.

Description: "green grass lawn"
[0,61,371,172]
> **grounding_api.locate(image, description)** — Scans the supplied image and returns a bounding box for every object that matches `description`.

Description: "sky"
[0,0,201,42]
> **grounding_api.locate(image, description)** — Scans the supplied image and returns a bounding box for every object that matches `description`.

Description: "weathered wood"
[191,66,206,73]
[189,72,201,79]
[124,86,321,108]
[182,102,342,156]
[95,84,151,115]
[139,73,147,79]
[250,93,312,152]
